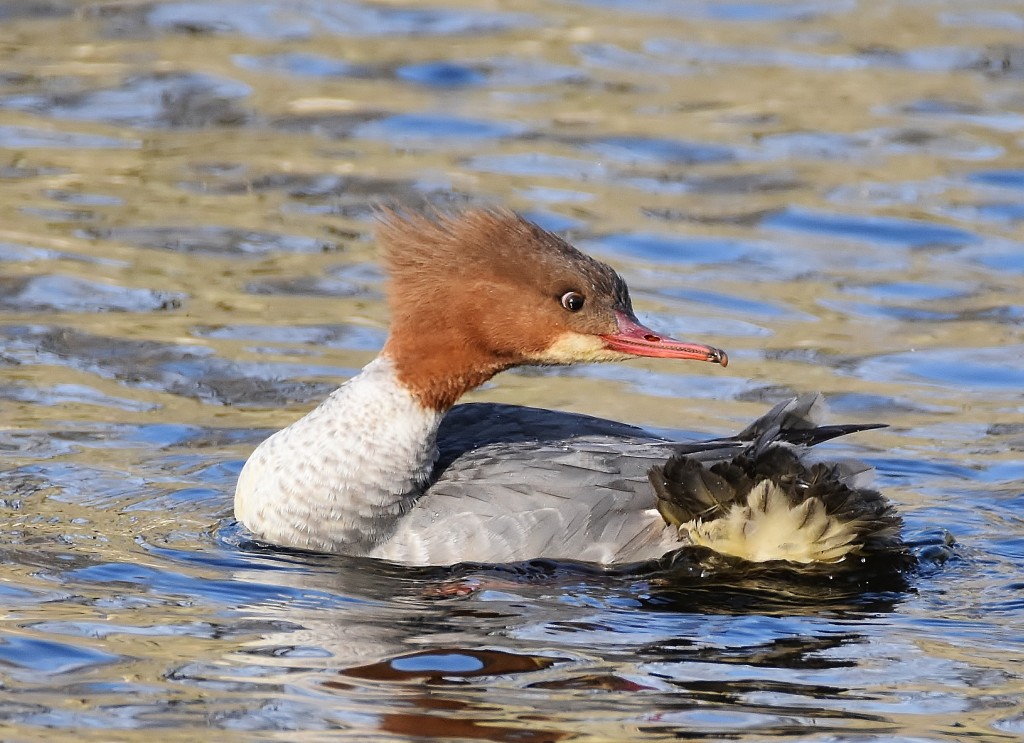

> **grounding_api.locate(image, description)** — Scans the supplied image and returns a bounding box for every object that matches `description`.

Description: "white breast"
[234,356,443,554]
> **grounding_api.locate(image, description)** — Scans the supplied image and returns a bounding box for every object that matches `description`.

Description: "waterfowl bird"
[235,209,903,566]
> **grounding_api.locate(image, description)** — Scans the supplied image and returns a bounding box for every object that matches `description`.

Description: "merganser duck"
[235,209,903,566]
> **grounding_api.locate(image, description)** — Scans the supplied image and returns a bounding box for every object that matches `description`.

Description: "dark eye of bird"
[560,291,585,312]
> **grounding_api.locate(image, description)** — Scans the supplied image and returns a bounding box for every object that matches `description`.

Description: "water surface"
[0,0,1022,740]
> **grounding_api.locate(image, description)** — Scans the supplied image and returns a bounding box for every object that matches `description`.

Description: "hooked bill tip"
[713,348,729,367]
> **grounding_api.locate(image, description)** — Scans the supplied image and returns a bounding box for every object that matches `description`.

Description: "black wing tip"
[736,394,888,446]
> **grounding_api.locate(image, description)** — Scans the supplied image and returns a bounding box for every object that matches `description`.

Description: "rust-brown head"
[377,208,727,411]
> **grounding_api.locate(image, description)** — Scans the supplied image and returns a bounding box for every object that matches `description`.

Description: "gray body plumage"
[372,395,902,565]
[371,405,685,564]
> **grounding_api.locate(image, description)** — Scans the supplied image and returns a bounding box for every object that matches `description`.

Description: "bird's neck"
[382,317,515,412]
[234,355,446,554]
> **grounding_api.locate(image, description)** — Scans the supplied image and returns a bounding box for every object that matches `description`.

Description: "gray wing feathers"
[372,437,678,564]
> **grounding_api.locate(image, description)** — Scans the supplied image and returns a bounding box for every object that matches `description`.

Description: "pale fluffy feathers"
[683,480,862,564]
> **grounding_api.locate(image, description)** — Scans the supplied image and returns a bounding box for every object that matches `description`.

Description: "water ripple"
[764,207,978,248]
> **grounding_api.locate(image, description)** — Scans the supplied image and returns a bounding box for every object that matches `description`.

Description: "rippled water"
[0,0,1022,740]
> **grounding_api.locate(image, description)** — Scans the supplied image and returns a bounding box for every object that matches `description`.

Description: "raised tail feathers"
[649,395,904,566]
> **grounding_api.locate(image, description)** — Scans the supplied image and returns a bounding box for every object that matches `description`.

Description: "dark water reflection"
[1,0,1023,740]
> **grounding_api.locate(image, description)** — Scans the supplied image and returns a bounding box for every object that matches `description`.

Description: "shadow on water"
[201,530,931,655]
[226,523,928,601]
